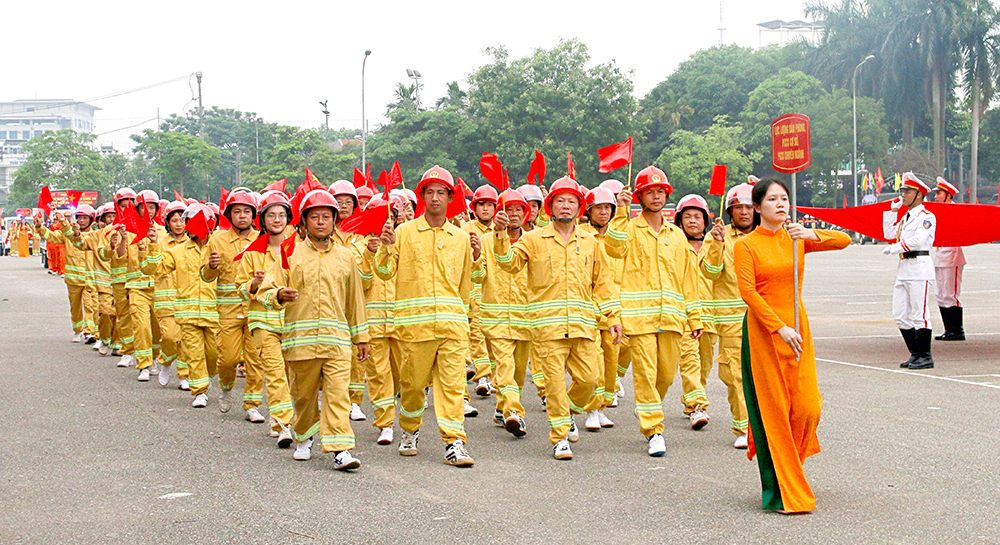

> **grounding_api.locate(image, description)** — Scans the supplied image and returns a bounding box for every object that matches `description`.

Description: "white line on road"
[814,332,1000,340]
[817,358,1000,389]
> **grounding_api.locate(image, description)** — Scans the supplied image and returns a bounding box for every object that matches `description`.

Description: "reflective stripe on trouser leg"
[631,331,681,437]
[254,329,293,429]
[318,356,355,453]
[155,313,181,369]
[217,319,247,391]
[67,283,86,333]
[113,283,134,354]
[893,280,933,330]
[679,331,712,414]
[488,337,529,418]
[181,324,215,396]
[98,289,115,344]
[716,333,748,435]
[585,329,619,411]
[366,337,398,430]
[349,351,365,406]
[288,358,323,443]
[241,321,265,411]
[616,337,632,379]
[128,287,155,370]
[528,342,546,399]
[151,309,162,361]
[83,284,98,335]
[539,337,599,444]
[399,339,467,443]
[469,308,492,382]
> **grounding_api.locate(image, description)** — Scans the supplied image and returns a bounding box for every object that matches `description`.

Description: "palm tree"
[656,89,694,130]
[435,81,468,111]
[959,0,1000,201]
[386,83,417,114]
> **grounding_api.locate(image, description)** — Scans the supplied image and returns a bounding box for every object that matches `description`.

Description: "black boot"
[908,329,935,370]
[935,306,966,341]
[899,329,918,368]
[935,307,950,340]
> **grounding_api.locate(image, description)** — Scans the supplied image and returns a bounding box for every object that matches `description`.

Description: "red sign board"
[771,113,811,174]
[50,190,99,209]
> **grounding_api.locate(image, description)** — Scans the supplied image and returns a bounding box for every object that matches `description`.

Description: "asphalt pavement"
[1,243,997,544]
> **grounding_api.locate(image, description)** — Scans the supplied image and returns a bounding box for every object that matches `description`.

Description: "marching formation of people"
[31,162,954,512]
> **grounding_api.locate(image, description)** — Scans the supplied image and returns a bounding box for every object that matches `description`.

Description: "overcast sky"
[9,0,811,151]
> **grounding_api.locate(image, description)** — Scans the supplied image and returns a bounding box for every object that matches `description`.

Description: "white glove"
[882,246,892,255]
[890,196,903,211]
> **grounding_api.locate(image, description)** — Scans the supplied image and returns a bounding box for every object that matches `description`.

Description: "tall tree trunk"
[931,62,945,175]
[971,77,981,204]
[902,113,915,148]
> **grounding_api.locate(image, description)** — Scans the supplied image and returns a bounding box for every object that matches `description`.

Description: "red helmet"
[98,202,115,220]
[259,190,292,219]
[163,200,187,221]
[329,180,359,208]
[586,187,617,211]
[472,185,499,205]
[499,189,528,210]
[299,188,339,224]
[205,202,220,217]
[223,191,259,219]
[182,202,212,222]
[356,186,376,200]
[725,183,754,209]
[75,204,96,219]
[415,165,456,195]
[632,166,671,203]
[599,179,625,195]
[137,190,160,207]
[114,188,137,203]
[674,194,710,227]
[517,184,543,203]
[544,177,586,218]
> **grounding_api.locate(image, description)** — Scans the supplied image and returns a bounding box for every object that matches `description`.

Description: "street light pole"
[852,54,875,207]
[362,50,371,170]
[406,69,422,110]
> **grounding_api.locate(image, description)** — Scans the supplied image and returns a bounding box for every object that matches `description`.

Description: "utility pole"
[362,50,371,170]
[719,0,726,45]
[320,100,330,130]
[196,72,204,141]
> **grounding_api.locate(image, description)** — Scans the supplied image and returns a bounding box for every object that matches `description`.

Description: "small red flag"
[234,232,270,261]
[115,201,150,245]
[709,165,727,196]
[526,150,546,187]
[290,169,326,225]
[186,209,210,240]
[480,153,504,190]
[446,178,471,219]
[38,186,54,214]
[353,168,368,188]
[304,168,323,188]
[280,234,296,269]
[173,190,185,202]
[373,170,388,189]
[218,186,232,230]
[597,137,632,173]
[340,206,390,236]
[66,190,83,207]
[874,168,885,196]
[567,152,577,180]
[843,195,848,209]
[263,179,287,194]
[388,162,403,192]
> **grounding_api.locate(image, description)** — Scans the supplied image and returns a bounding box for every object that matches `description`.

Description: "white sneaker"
[585,410,601,431]
[116,354,132,368]
[71,332,84,343]
[598,411,615,428]
[377,427,394,445]
[178,379,190,391]
[540,397,547,411]
[444,439,474,467]
[553,439,573,460]
[98,343,110,356]
[609,396,619,408]
[648,433,666,457]
[333,450,361,471]
[191,393,208,408]
[137,368,150,382]
[219,390,232,413]
[245,407,266,423]
[734,434,749,450]
[293,439,313,461]
[616,387,625,399]
[350,403,367,421]
[690,407,709,430]
[93,340,103,351]
[398,431,419,456]
[158,365,172,387]
[277,424,293,448]
[475,377,490,397]
[149,361,160,376]
[567,420,580,443]
[463,399,479,417]
[493,410,505,427]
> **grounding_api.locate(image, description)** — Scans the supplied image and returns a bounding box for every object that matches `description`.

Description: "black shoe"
[908,329,935,370]
[899,329,918,368]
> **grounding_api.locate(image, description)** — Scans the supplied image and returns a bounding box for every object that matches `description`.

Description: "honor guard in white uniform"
[931,177,966,341]
[882,172,936,370]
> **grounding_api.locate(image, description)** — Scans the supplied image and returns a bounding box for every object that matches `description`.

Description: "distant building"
[757,20,823,48]
[0,99,100,204]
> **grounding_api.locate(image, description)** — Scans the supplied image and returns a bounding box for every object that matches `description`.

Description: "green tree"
[367,109,478,184]
[131,130,222,200]
[9,130,109,207]
[958,0,1000,201]
[244,126,358,190]
[386,83,418,114]
[435,81,469,112]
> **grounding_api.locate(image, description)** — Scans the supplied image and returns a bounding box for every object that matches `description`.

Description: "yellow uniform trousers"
[287,357,355,452]
[181,324,219,396]
[151,310,162,362]
[98,288,115,346]
[468,299,492,383]
[399,338,467,444]
[679,331,715,414]
[128,287,155,370]
[631,331,682,437]
[66,283,86,334]
[155,313,186,378]
[528,342,547,400]
[112,283,132,353]
[486,338,530,418]
[251,329,294,431]
[217,318,259,396]
[349,353,365,406]
[83,284,97,336]
[364,337,399,429]
[585,329,619,411]
[615,339,633,393]
[712,333,749,435]
[537,338,599,444]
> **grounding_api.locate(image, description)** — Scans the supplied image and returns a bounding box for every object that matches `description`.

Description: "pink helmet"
[75,204,97,219]
[163,200,187,221]
[329,180,359,209]
[114,188,137,203]
[674,194,710,227]
[598,179,625,195]
[725,183,754,209]
[517,184,543,203]
[586,187,617,212]
[499,189,528,210]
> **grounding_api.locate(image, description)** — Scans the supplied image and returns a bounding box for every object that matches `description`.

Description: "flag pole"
[791,171,800,361]
[627,162,633,192]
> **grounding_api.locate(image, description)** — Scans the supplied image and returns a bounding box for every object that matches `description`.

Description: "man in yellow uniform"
[700,182,754,449]
[597,179,633,402]
[239,191,295,448]
[141,204,219,407]
[34,207,94,342]
[202,190,261,415]
[376,165,476,467]
[476,189,532,437]
[100,189,137,364]
[580,187,624,431]
[493,177,622,460]
[463,185,498,403]
[84,204,117,356]
[604,167,703,458]
[154,201,190,390]
[259,189,369,470]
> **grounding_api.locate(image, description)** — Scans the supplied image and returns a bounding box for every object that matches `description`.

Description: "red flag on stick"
[186,209,211,240]
[173,190,185,202]
[843,195,848,209]
[66,190,83,207]
[480,153,504,189]
[874,168,885,196]
[567,152,577,180]
[526,150,546,187]
[446,178,472,219]
[290,169,326,225]
[218,186,232,230]
[234,232,271,261]
[597,137,632,173]
[263,179,287,194]
[709,165,727,196]
[38,186,54,214]
[280,234,296,269]
[340,206,389,236]
[388,161,404,192]
[353,168,368,188]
